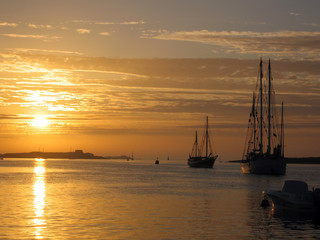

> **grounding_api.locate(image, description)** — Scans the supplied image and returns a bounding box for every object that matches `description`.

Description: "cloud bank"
[144,30,320,60]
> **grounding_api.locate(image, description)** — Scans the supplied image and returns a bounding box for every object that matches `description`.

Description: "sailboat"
[241,58,286,175]
[188,116,218,168]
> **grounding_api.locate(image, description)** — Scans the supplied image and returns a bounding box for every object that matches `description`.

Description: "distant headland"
[0,150,131,160]
[229,157,320,164]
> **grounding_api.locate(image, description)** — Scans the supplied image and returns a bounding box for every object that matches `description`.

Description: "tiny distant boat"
[264,180,320,212]
[127,152,134,161]
[155,158,159,164]
[241,58,286,175]
[188,116,218,168]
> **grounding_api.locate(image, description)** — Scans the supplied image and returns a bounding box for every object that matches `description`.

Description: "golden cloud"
[144,30,320,60]
[76,29,91,34]
[28,24,53,29]
[99,32,110,36]
[0,22,18,27]
[1,33,60,40]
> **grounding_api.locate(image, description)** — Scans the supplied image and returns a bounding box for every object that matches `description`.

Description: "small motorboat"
[263,180,320,213]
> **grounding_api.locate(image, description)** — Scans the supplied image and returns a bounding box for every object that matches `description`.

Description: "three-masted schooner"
[188,116,218,168]
[241,58,286,175]
[241,59,286,175]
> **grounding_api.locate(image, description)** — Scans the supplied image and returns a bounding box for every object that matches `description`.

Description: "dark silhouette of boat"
[188,116,218,168]
[263,180,320,213]
[241,59,286,175]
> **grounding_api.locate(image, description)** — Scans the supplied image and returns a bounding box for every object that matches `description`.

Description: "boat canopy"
[282,180,308,194]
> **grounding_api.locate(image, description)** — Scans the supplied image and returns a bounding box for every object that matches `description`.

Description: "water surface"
[0,158,319,239]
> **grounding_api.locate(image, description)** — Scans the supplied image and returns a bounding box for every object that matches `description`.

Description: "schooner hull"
[241,156,286,175]
[188,156,217,168]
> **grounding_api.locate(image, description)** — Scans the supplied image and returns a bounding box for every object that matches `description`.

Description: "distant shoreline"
[229,157,320,164]
[0,150,131,160]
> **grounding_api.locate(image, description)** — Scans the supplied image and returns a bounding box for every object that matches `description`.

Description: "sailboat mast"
[259,58,263,155]
[206,116,208,158]
[267,59,271,154]
[252,93,256,150]
[195,130,198,157]
[281,102,284,158]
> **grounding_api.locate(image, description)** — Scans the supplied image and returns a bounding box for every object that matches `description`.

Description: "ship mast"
[191,130,199,158]
[267,59,271,154]
[281,102,284,158]
[259,58,263,155]
[195,131,198,157]
[205,116,209,158]
[252,93,256,150]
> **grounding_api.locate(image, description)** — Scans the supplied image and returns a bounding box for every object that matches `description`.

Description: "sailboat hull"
[241,156,286,175]
[188,156,217,168]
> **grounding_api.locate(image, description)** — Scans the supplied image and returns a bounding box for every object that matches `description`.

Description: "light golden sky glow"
[0,1,319,159]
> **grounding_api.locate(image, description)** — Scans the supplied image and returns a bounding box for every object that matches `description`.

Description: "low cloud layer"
[145,30,320,60]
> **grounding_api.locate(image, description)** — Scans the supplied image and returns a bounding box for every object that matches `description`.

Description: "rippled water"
[0,158,319,239]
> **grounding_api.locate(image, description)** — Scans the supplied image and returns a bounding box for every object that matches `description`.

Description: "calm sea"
[0,158,319,239]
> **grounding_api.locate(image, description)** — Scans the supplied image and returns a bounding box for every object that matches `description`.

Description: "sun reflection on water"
[33,159,46,239]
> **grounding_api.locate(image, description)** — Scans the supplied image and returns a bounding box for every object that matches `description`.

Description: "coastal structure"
[0,150,130,160]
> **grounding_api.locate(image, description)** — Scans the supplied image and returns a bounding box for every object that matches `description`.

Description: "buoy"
[260,197,270,207]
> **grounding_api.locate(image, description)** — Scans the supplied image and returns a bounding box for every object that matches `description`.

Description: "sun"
[32,116,49,128]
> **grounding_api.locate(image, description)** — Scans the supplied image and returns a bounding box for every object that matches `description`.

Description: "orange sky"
[0,56,319,160]
[0,1,319,160]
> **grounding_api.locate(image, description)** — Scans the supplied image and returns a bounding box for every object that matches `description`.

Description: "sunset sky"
[0,0,319,160]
